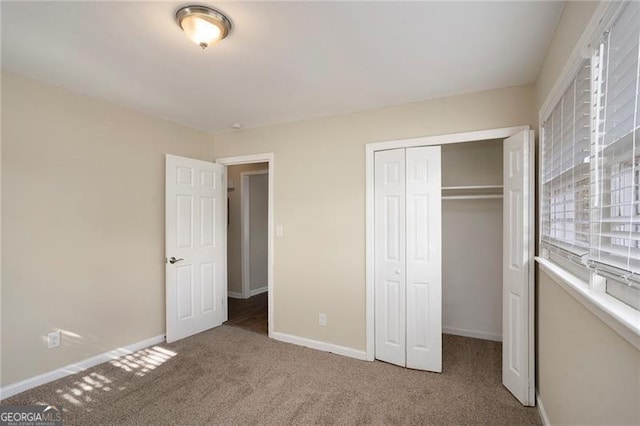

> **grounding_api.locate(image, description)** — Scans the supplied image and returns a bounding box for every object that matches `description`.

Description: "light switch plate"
[276,225,284,237]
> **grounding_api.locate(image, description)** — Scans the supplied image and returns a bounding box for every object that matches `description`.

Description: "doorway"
[216,153,275,337]
[225,165,269,334]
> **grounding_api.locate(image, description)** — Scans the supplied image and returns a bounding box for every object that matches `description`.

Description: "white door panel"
[374,149,406,367]
[502,130,534,405]
[166,155,226,343]
[405,146,442,372]
[374,147,442,372]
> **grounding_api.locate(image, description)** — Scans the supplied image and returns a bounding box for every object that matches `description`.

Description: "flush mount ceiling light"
[176,5,232,50]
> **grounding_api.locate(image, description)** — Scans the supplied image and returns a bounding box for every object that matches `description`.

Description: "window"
[591,1,640,309]
[541,1,640,310]
[541,60,591,257]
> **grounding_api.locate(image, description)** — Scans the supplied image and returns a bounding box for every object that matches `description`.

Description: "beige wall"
[226,163,268,295]
[534,2,640,424]
[213,84,536,350]
[537,269,640,425]
[1,72,214,386]
[535,1,599,109]
[248,173,268,292]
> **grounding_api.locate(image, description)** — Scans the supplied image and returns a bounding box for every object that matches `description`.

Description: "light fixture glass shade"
[176,6,232,49]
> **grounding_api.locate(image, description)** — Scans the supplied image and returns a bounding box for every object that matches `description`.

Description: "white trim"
[538,1,625,122]
[240,170,268,299]
[536,392,550,426]
[0,334,165,400]
[526,131,536,406]
[241,173,249,298]
[216,153,274,338]
[536,257,640,351]
[365,126,530,362]
[227,288,266,299]
[227,291,243,299]
[367,126,529,153]
[217,153,272,165]
[365,144,375,361]
[249,286,268,297]
[271,332,367,361]
[442,327,502,342]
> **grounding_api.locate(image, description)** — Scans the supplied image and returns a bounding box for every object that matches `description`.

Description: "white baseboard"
[0,334,165,400]
[272,332,367,361]
[249,286,268,297]
[536,392,550,426]
[227,291,243,299]
[443,326,502,342]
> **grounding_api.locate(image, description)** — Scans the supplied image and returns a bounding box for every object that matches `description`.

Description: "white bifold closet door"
[502,130,535,405]
[374,146,442,372]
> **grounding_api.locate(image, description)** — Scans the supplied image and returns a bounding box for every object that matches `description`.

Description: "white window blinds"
[590,1,640,276]
[541,60,592,255]
[541,0,640,309]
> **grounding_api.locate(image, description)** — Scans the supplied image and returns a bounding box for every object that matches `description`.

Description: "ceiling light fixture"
[176,5,232,50]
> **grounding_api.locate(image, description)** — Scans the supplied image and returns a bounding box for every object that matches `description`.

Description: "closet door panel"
[502,130,534,405]
[406,146,442,372]
[374,149,406,367]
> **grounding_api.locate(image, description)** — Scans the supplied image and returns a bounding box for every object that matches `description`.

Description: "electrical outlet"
[276,225,284,237]
[319,313,327,327]
[48,331,61,349]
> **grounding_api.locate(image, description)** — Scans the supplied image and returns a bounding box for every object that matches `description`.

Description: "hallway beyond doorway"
[226,293,268,335]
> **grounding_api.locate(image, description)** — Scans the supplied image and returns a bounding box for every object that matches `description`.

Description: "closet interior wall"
[441,139,504,342]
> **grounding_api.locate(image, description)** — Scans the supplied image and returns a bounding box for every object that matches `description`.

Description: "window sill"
[536,257,640,351]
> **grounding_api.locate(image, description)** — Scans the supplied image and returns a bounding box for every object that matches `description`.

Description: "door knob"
[168,257,184,264]
[395,269,401,275]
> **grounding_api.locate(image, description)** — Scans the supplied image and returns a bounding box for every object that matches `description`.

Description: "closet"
[441,139,503,342]
[371,129,534,405]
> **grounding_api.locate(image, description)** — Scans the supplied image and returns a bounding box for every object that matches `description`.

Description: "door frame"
[216,153,275,337]
[365,126,532,389]
[241,169,269,299]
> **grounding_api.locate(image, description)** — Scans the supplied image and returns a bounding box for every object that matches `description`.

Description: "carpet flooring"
[3,326,541,425]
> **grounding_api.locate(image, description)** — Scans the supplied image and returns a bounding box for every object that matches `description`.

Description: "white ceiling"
[1,1,564,133]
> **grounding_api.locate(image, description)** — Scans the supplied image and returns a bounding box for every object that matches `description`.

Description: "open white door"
[502,130,535,405]
[166,155,226,343]
[374,147,442,372]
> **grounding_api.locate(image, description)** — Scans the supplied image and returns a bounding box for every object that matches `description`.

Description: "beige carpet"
[3,326,540,425]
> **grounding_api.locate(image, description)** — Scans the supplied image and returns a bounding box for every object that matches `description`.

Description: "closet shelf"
[442,185,503,191]
[442,194,503,200]
[442,184,503,200]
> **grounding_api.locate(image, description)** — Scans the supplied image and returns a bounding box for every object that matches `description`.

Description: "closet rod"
[442,195,503,200]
